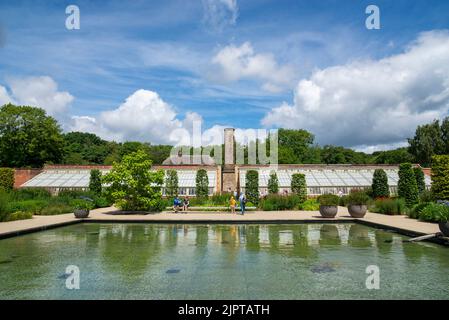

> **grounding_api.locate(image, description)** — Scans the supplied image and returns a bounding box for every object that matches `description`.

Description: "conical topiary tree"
[195,169,209,198]
[372,169,389,198]
[245,170,260,205]
[413,167,426,194]
[267,172,279,194]
[89,169,102,195]
[431,155,449,200]
[398,163,419,207]
[165,169,179,197]
[291,173,307,203]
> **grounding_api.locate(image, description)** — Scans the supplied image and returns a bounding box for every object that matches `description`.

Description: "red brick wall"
[14,169,43,188]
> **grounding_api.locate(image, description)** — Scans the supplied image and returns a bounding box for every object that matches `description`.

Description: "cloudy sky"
[0,0,449,152]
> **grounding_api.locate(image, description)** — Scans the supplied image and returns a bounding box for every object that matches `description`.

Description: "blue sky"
[1,0,449,151]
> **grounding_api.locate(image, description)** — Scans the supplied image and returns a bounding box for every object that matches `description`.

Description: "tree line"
[0,103,448,168]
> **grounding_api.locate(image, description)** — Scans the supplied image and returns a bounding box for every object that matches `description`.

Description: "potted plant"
[346,191,370,218]
[318,194,339,218]
[436,201,449,236]
[71,199,94,219]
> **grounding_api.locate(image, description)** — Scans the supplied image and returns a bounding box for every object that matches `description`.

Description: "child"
[230,196,236,214]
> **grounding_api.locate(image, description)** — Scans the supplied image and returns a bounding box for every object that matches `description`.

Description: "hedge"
[245,170,260,205]
[413,167,426,194]
[267,172,279,194]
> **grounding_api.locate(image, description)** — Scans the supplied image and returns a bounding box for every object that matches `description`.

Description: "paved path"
[0,206,441,239]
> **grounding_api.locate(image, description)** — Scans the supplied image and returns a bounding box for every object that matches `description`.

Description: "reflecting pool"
[0,223,448,299]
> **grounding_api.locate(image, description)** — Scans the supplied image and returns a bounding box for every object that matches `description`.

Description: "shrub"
[7,200,47,215]
[298,199,320,211]
[267,172,279,194]
[259,194,300,211]
[408,202,431,219]
[431,155,449,200]
[89,169,102,195]
[39,204,74,215]
[165,169,179,197]
[370,198,405,215]
[419,202,449,223]
[93,196,111,208]
[6,211,33,222]
[70,199,95,211]
[346,190,370,206]
[211,193,231,205]
[318,194,339,206]
[291,173,307,203]
[13,188,51,200]
[0,168,14,191]
[195,169,209,198]
[419,190,434,203]
[339,195,349,207]
[413,167,426,194]
[372,169,390,198]
[0,190,11,221]
[398,163,419,207]
[245,170,260,205]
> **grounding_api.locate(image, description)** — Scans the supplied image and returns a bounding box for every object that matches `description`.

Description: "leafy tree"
[372,169,390,198]
[373,148,414,164]
[102,150,164,211]
[89,169,102,195]
[431,155,449,200]
[165,169,179,197]
[442,117,449,154]
[0,168,14,190]
[278,129,315,164]
[195,169,209,198]
[119,141,151,159]
[398,163,419,207]
[413,167,426,194]
[245,170,260,205]
[408,120,445,166]
[291,173,307,203]
[0,104,64,167]
[148,145,172,164]
[267,172,279,194]
[63,132,111,164]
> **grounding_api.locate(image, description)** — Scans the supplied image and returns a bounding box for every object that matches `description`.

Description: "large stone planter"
[319,205,338,218]
[439,222,449,237]
[74,209,89,219]
[348,204,367,218]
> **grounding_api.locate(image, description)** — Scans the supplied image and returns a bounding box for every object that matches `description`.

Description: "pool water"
[0,223,448,300]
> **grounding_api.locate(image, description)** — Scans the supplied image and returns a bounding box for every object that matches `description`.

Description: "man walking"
[239,193,246,215]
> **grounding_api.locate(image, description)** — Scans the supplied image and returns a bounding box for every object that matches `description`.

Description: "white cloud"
[3,76,74,117]
[212,42,295,92]
[0,85,14,106]
[202,0,238,32]
[262,30,449,149]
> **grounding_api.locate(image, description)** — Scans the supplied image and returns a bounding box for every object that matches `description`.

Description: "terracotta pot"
[438,222,449,237]
[319,205,338,218]
[348,204,367,218]
[74,209,89,219]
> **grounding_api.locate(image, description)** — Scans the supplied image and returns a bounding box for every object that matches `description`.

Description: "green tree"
[267,172,279,194]
[408,120,445,166]
[431,155,449,200]
[63,132,111,164]
[102,150,164,211]
[291,173,307,203]
[398,163,419,207]
[278,129,315,164]
[195,169,209,198]
[413,167,426,194]
[165,169,179,197]
[0,168,14,191]
[89,169,102,195]
[245,170,260,205]
[372,169,390,198]
[373,148,414,164]
[0,104,64,167]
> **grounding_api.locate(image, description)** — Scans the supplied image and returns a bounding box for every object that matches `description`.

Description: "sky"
[0,0,449,152]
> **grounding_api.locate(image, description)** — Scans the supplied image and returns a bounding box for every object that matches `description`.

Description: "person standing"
[230,195,236,214]
[239,193,246,215]
[183,197,190,213]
